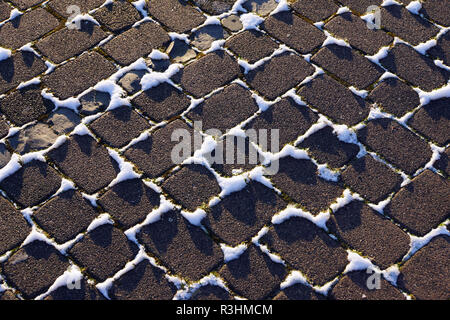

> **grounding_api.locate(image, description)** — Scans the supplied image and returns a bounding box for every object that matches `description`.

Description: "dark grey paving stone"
[0,1,12,21]
[0,119,9,139]
[434,148,450,176]
[48,0,105,17]
[420,0,450,26]
[33,190,98,244]
[427,32,450,66]
[69,224,138,281]
[44,278,105,300]
[194,0,236,15]
[137,210,223,281]
[337,0,383,14]
[0,160,61,208]
[2,241,69,299]
[47,134,119,194]
[292,0,339,22]
[219,244,286,300]
[98,178,160,229]
[226,29,279,64]
[0,143,11,169]
[79,90,111,116]
[384,170,450,236]
[0,196,30,255]
[92,0,141,33]
[118,70,148,95]
[190,285,233,300]
[273,283,326,300]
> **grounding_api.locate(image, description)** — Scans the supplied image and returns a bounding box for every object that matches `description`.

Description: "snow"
[272,205,330,230]
[220,243,247,262]
[240,13,264,30]
[140,64,182,91]
[0,47,11,61]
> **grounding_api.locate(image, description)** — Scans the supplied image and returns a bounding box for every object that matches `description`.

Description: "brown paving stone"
[0,160,61,208]
[2,241,69,299]
[0,196,30,255]
[298,126,359,168]
[47,134,119,194]
[297,74,369,126]
[245,53,315,100]
[408,98,450,146]
[109,260,177,300]
[368,77,420,118]
[194,0,235,15]
[0,8,60,50]
[89,106,150,148]
[35,21,108,64]
[98,178,160,229]
[9,0,44,9]
[273,283,325,300]
[124,119,197,178]
[397,235,449,300]
[0,290,19,300]
[325,12,393,55]
[269,156,344,214]
[292,0,339,22]
[132,82,190,123]
[341,155,403,203]
[427,32,450,66]
[187,83,259,132]
[419,0,450,27]
[48,0,105,18]
[337,0,383,14]
[179,50,241,98]
[0,85,55,126]
[137,210,223,281]
[0,143,10,169]
[69,224,138,281]
[148,0,206,33]
[0,119,9,138]
[246,97,319,151]
[33,190,98,244]
[311,44,384,89]
[384,170,450,236]
[203,181,286,246]
[43,52,116,100]
[262,11,326,54]
[219,244,286,300]
[161,164,221,212]
[434,148,450,176]
[0,51,46,95]
[44,278,105,300]
[225,29,279,64]
[260,217,348,285]
[357,118,432,175]
[380,44,448,92]
[190,285,233,300]
[327,201,410,269]
[0,1,12,21]
[92,0,141,33]
[330,270,405,300]
[381,5,440,46]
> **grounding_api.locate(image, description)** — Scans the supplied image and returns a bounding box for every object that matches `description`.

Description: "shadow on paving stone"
[190,25,230,51]
[166,39,197,64]
[0,143,11,169]
[118,70,148,94]
[79,90,111,116]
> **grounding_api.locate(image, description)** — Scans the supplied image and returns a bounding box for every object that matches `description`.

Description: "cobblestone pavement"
[0,0,449,300]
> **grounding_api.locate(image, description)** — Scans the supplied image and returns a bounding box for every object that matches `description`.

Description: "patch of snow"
[221,243,247,262]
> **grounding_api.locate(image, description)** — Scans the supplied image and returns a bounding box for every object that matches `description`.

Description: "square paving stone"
[92,0,141,33]
[311,44,384,89]
[381,5,440,46]
[0,160,61,208]
[9,0,44,9]
[243,0,278,16]
[98,178,160,229]
[327,201,410,269]
[190,284,233,300]
[0,51,46,95]
[48,0,105,17]
[337,0,383,14]
[45,107,81,135]
[427,32,450,66]
[219,244,286,300]
[0,8,60,50]
[380,43,448,92]
[190,24,230,51]
[203,180,287,246]
[33,189,98,244]
[35,20,108,64]
[297,126,359,168]
[2,241,69,299]
[0,84,55,126]
[137,210,223,281]
[47,134,119,194]
[124,119,198,178]
[341,155,403,203]
[397,235,449,300]
[194,0,235,15]
[273,283,326,300]
[148,0,206,34]
[0,119,9,138]
[89,106,150,148]
[259,217,348,285]
[297,74,370,126]
[434,148,450,176]
[44,278,105,300]
[0,196,30,255]
[330,270,405,300]
[225,30,279,64]
[368,77,420,118]
[245,53,315,100]
[384,170,450,236]
[8,123,59,155]
[245,97,319,151]
[179,50,241,98]
[79,89,111,116]
[291,0,339,22]
[407,98,450,146]
[109,259,177,300]
[69,224,138,281]
[357,118,432,175]
[324,12,393,55]
[269,156,345,214]
[118,70,148,95]
[43,51,117,100]
[186,83,259,133]
[131,82,191,123]
[0,143,11,169]
[0,1,12,21]
[262,11,326,54]
[420,0,450,26]
[161,164,221,212]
